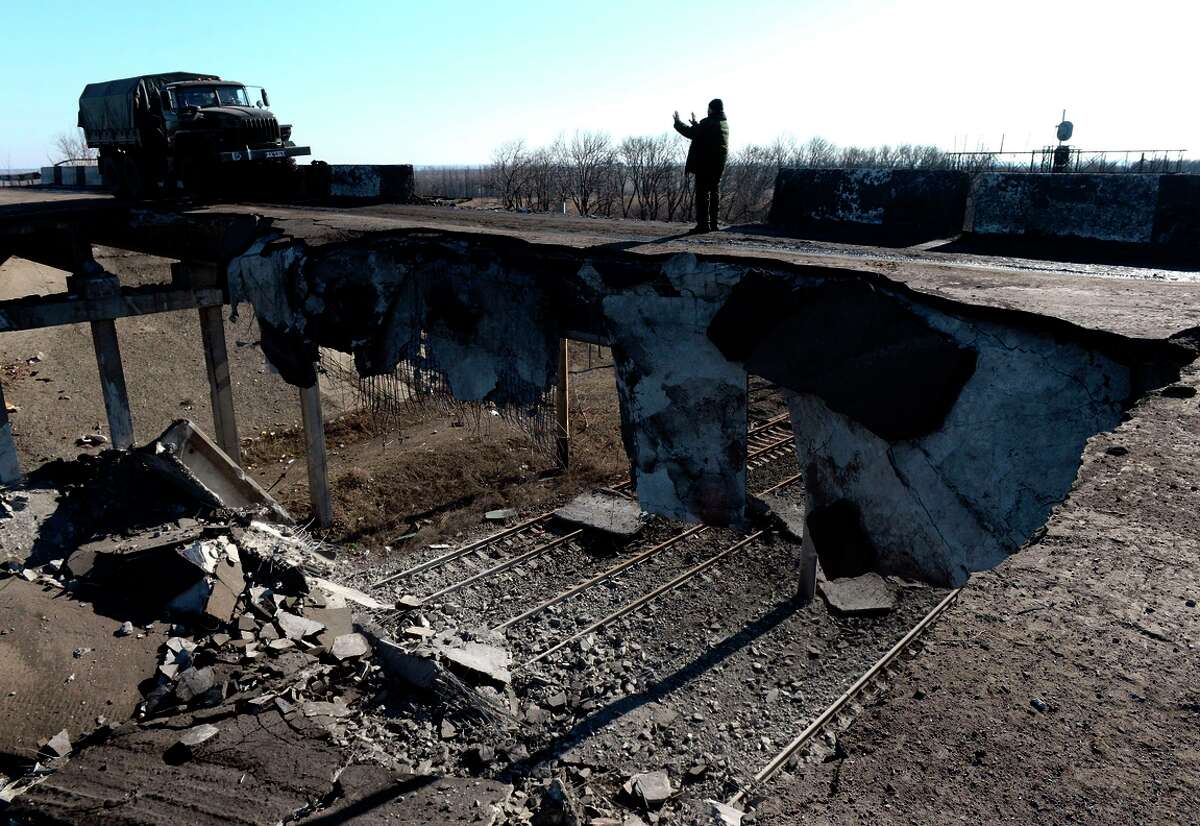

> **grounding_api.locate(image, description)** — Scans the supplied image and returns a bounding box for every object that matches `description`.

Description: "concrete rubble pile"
[0,417,752,824]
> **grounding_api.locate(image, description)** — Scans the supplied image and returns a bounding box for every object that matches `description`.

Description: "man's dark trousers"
[695,171,720,231]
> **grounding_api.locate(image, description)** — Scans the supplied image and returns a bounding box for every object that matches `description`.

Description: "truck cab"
[79,72,310,199]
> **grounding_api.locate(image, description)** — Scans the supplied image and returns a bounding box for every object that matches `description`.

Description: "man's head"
[708,98,724,117]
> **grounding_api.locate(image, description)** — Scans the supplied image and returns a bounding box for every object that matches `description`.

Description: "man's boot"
[693,186,709,233]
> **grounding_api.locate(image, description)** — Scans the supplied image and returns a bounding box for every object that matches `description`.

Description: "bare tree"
[562,130,615,217]
[49,128,96,164]
[489,140,530,209]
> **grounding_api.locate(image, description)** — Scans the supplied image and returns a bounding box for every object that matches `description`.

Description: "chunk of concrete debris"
[628,771,673,810]
[115,620,134,637]
[331,633,370,661]
[376,639,440,691]
[680,798,744,825]
[485,508,518,522]
[39,729,71,759]
[175,666,216,704]
[170,536,246,624]
[177,723,220,750]
[531,777,584,826]
[76,434,108,447]
[818,572,897,615]
[434,638,512,686]
[554,491,645,538]
[309,576,393,611]
[149,420,291,523]
[276,610,325,640]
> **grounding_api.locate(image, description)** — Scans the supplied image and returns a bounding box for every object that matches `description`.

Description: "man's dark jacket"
[674,114,729,177]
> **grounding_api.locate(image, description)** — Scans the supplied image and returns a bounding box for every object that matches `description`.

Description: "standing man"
[673,99,729,233]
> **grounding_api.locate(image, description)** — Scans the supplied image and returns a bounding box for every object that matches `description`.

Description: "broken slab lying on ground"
[212,214,1195,584]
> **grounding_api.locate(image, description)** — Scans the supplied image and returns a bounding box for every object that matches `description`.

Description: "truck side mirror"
[261,89,270,108]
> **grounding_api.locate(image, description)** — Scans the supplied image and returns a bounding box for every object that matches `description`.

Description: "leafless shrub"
[49,128,97,164]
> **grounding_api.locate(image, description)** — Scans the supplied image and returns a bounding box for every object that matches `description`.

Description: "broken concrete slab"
[38,729,71,760]
[276,610,325,641]
[553,491,645,538]
[331,632,370,661]
[176,722,220,750]
[628,770,673,810]
[819,572,897,615]
[11,709,345,825]
[309,576,393,610]
[376,638,440,691]
[150,420,291,523]
[433,636,512,686]
[296,764,513,825]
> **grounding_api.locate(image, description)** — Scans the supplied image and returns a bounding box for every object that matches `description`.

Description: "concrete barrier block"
[970,173,1160,244]
[769,168,970,241]
[329,165,414,203]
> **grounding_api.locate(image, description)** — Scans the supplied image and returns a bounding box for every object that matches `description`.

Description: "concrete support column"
[0,380,21,484]
[299,377,332,528]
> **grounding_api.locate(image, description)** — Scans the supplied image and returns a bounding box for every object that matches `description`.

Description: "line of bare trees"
[417,133,1200,225]
[417,133,947,225]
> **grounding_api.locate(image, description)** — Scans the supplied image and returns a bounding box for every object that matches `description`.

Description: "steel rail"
[521,472,803,668]
[370,412,792,589]
[726,586,964,808]
[493,525,709,632]
[415,529,584,606]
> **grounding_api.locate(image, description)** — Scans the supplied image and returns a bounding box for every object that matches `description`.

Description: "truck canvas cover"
[78,72,218,145]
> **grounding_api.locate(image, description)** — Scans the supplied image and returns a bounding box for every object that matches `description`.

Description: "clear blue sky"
[2,0,1195,168]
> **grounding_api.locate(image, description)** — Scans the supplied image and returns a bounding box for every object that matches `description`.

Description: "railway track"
[369,412,794,595]
[350,406,964,819]
[727,587,963,808]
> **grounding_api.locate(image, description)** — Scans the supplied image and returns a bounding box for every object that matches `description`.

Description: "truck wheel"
[116,155,144,200]
[99,155,120,192]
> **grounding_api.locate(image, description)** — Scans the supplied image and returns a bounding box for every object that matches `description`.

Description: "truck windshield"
[176,86,251,108]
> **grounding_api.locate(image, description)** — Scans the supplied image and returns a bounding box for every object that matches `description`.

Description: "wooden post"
[89,319,135,449]
[197,305,240,463]
[69,268,134,450]
[0,380,21,484]
[299,378,332,528]
[555,338,570,468]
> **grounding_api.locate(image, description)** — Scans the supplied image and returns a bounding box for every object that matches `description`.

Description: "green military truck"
[78,72,310,198]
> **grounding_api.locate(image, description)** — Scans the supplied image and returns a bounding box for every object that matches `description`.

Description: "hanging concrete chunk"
[553,491,645,538]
